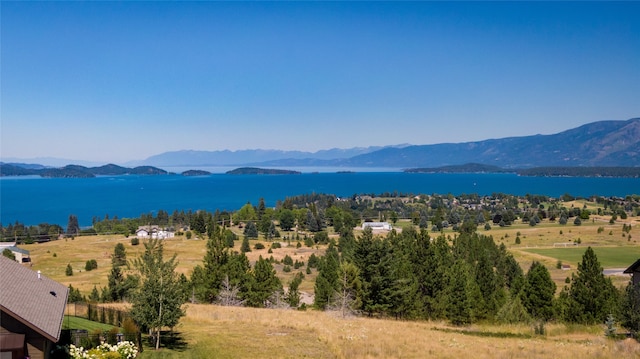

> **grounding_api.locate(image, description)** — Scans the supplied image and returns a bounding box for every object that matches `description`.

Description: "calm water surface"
[1,172,638,226]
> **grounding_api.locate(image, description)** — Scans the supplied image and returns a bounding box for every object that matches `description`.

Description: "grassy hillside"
[17,214,640,358]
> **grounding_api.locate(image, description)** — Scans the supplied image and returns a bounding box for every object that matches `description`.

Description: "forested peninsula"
[0,163,169,178]
[405,163,640,177]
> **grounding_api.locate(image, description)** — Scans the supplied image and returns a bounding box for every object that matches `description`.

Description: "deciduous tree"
[131,238,186,350]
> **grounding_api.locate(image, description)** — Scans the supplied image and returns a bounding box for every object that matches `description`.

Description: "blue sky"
[2,1,639,163]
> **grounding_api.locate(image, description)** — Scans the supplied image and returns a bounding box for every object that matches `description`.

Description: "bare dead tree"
[216,275,245,307]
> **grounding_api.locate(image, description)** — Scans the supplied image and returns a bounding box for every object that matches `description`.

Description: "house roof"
[0,256,68,342]
[624,258,640,274]
[5,246,30,255]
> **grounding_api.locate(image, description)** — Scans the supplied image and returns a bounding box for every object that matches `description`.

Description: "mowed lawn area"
[522,246,640,268]
[62,315,117,331]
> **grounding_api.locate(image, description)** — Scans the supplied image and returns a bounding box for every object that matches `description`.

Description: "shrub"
[283,255,294,266]
[65,263,73,276]
[2,249,15,261]
[85,259,98,271]
[254,242,265,250]
[130,237,139,246]
[106,327,119,344]
[283,265,291,273]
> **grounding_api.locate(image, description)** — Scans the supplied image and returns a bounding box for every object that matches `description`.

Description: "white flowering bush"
[69,341,138,359]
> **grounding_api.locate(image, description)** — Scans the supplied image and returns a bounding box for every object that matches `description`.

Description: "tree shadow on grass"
[145,330,189,352]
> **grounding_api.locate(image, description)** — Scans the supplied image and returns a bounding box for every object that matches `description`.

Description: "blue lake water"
[1,172,639,226]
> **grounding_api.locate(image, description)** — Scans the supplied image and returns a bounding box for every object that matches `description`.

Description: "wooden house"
[623,258,640,286]
[0,256,68,359]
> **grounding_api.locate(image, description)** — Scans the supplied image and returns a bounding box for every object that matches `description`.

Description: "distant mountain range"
[2,118,639,170]
[336,118,640,168]
[131,118,639,168]
[126,145,409,167]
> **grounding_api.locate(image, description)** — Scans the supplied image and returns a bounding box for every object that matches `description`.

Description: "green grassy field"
[521,246,640,268]
[62,315,117,331]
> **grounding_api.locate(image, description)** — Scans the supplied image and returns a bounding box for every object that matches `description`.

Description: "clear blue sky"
[2,1,639,163]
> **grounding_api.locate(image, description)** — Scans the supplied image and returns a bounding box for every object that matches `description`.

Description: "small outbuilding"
[0,256,68,359]
[0,242,30,263]
[623,258,640,286]
[1,246,31,263]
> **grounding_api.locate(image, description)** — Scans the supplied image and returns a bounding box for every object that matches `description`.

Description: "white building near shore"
[362,222,393,231]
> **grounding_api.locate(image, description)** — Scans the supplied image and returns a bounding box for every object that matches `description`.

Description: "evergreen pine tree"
[112,243,127,266]
[521,261,556,320]
[107,265,124,301]
[89,285,100,302]
[565,247,619,324]
[65,263,73,276]
[306,209,319,232]
[286,272,304,308]
[246,256,282,307]
[243,221,258,238]
[313,245,340,309]
[241,237,252,253]
[190,225,231,302]
[445,260,475,325]
[620,281,640,337]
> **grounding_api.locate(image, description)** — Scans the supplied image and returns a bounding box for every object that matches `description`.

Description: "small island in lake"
[0,163,170,178]
[226,167,301,175]
[181,170,211,176]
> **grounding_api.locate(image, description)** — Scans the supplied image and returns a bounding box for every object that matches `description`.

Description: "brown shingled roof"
[0,256,68,342]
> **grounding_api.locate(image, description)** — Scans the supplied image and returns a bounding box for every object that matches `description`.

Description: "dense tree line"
[3,192,638,243]
[311,225,639,336]
[189,225,283,307]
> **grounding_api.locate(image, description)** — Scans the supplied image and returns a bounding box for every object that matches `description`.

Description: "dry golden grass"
[21,233,323,294]
[104,303,640,359]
